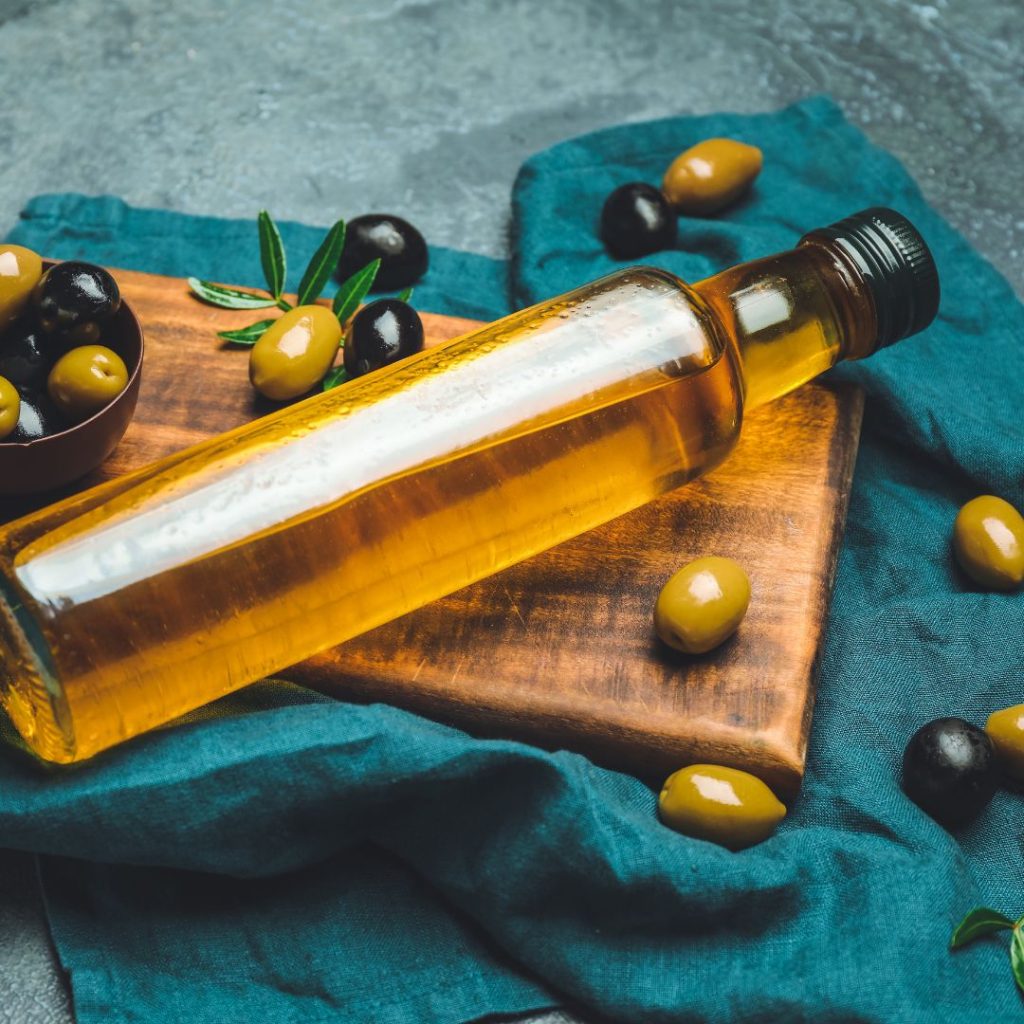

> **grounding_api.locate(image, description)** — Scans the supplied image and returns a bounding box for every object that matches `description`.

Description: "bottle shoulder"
[576,265,734,360]
[610,266,745,399]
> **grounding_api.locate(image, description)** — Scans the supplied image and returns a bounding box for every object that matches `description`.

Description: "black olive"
[344,299,424,379]
[33,261,121,336]
[0,316,52,392]
[902,717,998,828]
[335,214,428,292]
[600,182,677,260]
[10,391,67,442]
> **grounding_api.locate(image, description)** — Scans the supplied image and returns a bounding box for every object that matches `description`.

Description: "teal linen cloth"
[2,96,1021,1022]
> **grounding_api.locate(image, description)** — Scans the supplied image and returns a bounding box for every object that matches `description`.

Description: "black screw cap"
[802,207,940,349]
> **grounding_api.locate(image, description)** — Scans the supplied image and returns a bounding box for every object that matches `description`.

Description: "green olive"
[661,138,763,216]
[658,764,785,850]
[0,376,20,441]
[952,495,1024,591]
[47,345,129,421]
[0,244,43,330]
[249,305,343,401]
[986,705,1024,782]
[654,556,750,654]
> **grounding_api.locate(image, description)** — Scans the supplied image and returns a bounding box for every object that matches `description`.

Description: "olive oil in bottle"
[0,209,938,763]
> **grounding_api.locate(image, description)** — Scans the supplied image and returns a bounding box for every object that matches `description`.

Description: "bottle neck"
[692,239,877,411]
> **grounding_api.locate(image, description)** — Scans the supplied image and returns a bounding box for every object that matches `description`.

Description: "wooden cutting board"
[3,269,863,796]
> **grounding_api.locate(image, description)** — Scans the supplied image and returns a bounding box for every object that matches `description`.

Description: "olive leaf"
[322,365,348,392]
[188,277,279,310]
[297,219,347,307]
[257,210,287,300]
[332,258,381,325]
[950,907,1015,949]
[217,319,276,345]
[950,907,1024,998]
[397,286,415,303]
[1012,928,1024,995]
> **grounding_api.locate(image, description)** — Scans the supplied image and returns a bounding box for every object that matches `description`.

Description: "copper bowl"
[0,263,144,497]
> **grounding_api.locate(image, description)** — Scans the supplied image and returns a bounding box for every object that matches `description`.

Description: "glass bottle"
[0,208,939,763]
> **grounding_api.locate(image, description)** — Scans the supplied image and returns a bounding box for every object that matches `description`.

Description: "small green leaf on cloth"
[950,908,1015,949]
[1011,929,1024,995]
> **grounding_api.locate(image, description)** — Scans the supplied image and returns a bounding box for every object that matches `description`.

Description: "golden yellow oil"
[694,248,858,409]
[0,268,753,762]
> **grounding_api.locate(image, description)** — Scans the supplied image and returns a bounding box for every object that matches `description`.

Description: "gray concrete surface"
[0,0,1022,1021]
[1,0,1022,293]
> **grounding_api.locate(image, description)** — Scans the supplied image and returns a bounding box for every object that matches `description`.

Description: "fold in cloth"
[1,96,1021,1023]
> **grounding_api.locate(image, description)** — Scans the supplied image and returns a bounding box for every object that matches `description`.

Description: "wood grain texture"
[4,268,863,796]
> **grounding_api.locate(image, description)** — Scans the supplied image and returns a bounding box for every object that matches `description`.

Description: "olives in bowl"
[0,316,50,391]
[48,345,130,421]
[0,377,20,441]
[0,251,143,496]
[9,392,67,444]
[0,245,43,331]
[33,260,121,341]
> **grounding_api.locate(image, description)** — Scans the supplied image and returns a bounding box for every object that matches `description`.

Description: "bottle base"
[0,575,76,764]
